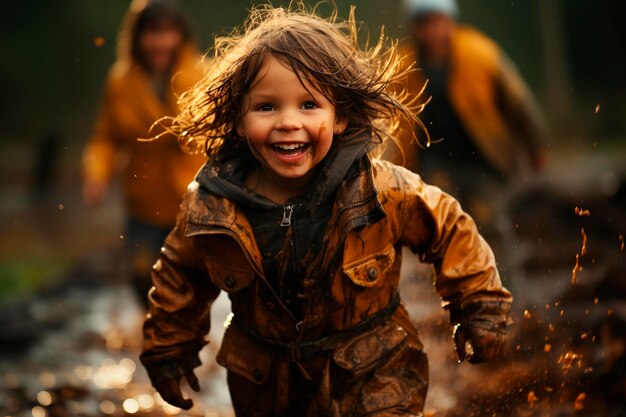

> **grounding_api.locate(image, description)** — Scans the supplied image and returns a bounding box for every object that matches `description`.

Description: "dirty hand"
[153,371,200,410]
[453,322,506,364]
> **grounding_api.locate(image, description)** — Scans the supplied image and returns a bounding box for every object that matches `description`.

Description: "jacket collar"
[184,153,386,276]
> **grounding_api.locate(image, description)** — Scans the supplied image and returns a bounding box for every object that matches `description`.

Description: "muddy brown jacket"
[141,156,512,416]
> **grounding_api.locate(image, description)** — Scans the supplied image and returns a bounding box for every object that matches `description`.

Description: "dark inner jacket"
[421,63,498,178]
[197,135,370,319]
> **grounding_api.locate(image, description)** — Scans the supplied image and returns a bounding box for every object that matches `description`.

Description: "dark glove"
[153,371,200,410]
[449,300,510,364]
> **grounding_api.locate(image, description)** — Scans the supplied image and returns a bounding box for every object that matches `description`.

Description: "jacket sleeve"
[140,190,221,383]
[496,52,547,160]
[397,166,512,317]
[82,74,124,185]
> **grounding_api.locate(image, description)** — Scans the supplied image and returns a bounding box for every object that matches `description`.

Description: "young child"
[140,5,512,416]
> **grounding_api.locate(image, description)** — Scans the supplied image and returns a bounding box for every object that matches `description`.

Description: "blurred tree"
[536,0,574,134]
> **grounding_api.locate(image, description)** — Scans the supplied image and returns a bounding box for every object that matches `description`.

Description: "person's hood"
[196,134,372,213]
[116,0,194,66]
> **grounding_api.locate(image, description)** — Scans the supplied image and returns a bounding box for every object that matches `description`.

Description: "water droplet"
[36,391,52,406]
[100,400,116,415]
[123,399,139,414]
[32,406,46,417]
[138,394,155,410]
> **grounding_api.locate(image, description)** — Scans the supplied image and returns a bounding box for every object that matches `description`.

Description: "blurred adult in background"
[385,0,547,287]
[389,0,547,229]
[82,0,205,307]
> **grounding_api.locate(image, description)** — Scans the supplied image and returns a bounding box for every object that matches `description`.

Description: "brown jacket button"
[265,301,277,311]
[224,275,236,288]
[252,369,264,381]
[367,267,378,281]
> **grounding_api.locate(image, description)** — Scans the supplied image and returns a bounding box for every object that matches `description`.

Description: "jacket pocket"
[332,320,408,377]
[205,256,254,293]
[216,323,273,384]
[342,244,396,287]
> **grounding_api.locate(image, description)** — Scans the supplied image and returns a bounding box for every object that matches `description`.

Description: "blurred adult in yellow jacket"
[390,0,546,226]
[82,0,205,306]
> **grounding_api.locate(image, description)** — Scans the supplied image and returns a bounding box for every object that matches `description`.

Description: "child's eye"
[257,103,275,112]
[301,101,318,110]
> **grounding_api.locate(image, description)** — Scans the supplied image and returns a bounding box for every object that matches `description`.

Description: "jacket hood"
[116,0,194,67]
[196,135,372,213]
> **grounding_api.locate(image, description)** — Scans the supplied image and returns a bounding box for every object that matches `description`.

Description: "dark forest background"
[0,0,625,147]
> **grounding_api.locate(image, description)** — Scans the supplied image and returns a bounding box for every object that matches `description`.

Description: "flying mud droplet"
[572,253,580,284]
[574,206,590,216]
[558,351,583,373]
[580,228,587,256]
[574,392,586,410]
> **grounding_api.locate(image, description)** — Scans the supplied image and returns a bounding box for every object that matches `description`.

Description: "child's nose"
[275,110,303,131]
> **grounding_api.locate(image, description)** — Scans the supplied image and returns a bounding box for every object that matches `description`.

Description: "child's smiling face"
[237,55,347,187]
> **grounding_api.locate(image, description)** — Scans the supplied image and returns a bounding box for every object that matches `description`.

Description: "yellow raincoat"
[83,14,205,228]
[390,25,545,176]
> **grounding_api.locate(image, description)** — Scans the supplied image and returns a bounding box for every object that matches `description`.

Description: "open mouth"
[271,143,310,156]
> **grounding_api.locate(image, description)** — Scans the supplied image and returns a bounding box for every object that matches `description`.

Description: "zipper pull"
[281,205,294,227]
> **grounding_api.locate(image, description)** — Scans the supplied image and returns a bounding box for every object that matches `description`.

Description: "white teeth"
[274,143,307,150]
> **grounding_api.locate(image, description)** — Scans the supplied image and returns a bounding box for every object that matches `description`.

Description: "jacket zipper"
[282,204,302,330]
[280,204,294,227]
[280,204,298,276]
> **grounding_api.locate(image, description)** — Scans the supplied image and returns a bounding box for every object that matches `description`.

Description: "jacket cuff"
[140,341,206,385]
[448,300,511,333]
[143,356,203,385]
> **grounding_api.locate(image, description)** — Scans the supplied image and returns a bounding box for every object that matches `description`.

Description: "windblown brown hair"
[155,2,428,156]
